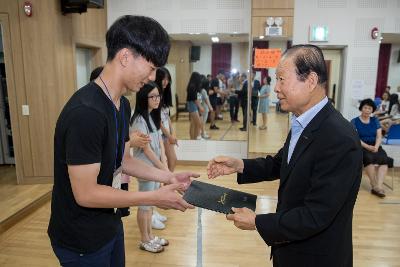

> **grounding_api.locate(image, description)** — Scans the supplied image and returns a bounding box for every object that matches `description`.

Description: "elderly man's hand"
[207,156,244,179]
[226,207,256,230]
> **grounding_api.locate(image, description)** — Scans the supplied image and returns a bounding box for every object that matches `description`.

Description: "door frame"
[0,13,23,182]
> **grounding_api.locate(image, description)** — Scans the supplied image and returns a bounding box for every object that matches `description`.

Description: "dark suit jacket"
[237,102,362,267]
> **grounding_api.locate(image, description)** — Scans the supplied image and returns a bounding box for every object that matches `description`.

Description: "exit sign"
[309,25,329,42]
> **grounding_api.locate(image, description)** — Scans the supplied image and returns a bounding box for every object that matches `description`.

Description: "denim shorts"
[187,101,198,113]
[138,180,160,210]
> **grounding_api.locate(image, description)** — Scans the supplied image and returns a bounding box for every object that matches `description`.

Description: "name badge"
[112,166,123,190]
[112,166,123,213]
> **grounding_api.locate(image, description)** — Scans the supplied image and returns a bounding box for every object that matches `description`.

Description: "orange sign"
[254,48,281,68]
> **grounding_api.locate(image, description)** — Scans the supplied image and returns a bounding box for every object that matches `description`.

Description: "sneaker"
[152,236,169,246]
[202,133,210,139]
[153,210,167,222]
[239,127,247,131]
[259,126,267,130]
[139,240,164,253]
[210,125,220,130]
[152,215,166,230]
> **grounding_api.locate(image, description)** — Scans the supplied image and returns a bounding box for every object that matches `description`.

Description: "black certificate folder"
[183,180,257,214]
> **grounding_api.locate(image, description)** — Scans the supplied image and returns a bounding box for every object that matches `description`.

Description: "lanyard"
[99,76,125,170]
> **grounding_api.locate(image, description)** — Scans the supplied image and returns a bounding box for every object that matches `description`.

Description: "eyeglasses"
[148,95,161,101]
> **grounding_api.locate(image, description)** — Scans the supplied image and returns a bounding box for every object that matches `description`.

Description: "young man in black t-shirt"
[48,15,198,266]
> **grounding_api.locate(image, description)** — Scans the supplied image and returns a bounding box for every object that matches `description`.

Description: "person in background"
[200,75,213,139]
[155,67,177,171]
[150,67,178,230]
[208,75,220,130]
[250,71,261,126]
[130,82,170,253]
[228,73,240,123]
[186,72,204,139]
[380,93,400,133]
[375,91,390,118]
[238,73,248,131]
[351,98,390,198]
[258,76,271,130]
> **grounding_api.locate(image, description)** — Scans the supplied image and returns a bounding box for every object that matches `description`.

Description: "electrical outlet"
[22,105,30,116]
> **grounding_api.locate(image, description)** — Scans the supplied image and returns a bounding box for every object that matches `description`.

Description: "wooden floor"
[172,109,289,154]
[0,165,399,267]
[0,165,52,232]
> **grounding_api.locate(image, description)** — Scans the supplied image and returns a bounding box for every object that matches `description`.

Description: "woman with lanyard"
[130,82,169,253]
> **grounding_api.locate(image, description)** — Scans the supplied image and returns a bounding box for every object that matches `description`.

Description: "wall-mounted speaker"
[190,46,201,62]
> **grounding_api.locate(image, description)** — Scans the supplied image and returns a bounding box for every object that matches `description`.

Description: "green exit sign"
[309,25,329,42]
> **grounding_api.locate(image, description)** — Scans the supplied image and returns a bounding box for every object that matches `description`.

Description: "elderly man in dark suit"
[207,44,362,267]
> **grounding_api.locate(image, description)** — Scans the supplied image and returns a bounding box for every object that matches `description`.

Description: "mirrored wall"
[168,33,250,142]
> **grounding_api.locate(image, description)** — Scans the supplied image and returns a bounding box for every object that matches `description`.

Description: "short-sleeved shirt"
[131,115,162,168]
[200,88,210,113]
[161,107,170,134]
[48,82,130,253]
[351,116,380,145]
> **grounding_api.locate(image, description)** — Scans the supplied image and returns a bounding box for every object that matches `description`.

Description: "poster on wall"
[351,80,364,100]
[254,48,281,68]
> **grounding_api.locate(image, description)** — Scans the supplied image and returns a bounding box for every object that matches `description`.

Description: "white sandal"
[139,240,164,253]
[152,236,169,246]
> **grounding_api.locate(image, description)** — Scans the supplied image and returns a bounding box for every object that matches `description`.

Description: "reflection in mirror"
[248,39,290,155]
[167,33,250,141]
[380,33,400,95]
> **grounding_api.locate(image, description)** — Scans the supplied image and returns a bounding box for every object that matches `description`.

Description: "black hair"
[266,76,271,85]
[282,44,327,86]
[388,93,399,114]
[201,75,210,91]
[130,81,161,132]
[106,15,170,67]
[359,98,377,112]
[155,67,173,108]
[89,66,103,81]
[186,72,203,100]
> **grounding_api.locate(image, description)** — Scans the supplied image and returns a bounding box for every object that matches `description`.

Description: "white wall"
[293,0,400,120]
[388,44,400,93]
[267,40,287,106]
[108,0,251,34]
[192,45,212,75]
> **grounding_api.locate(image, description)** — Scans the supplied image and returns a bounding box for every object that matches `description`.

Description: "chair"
[383,124,400,145]
[175,94,188,121]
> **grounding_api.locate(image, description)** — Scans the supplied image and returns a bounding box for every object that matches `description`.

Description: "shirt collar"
[292,97,329,129]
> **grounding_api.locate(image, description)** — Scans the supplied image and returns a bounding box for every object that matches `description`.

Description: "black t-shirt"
[209,78,219,100]
[48,82,130,253]
[186,87,198,102]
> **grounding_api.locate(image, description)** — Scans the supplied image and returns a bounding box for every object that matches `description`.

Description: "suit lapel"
[280,102,335,184]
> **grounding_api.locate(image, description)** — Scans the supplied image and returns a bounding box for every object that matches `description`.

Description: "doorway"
[0,22,14,165]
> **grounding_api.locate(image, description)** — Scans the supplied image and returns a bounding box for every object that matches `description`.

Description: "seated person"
[375,91,390,118]
[351,99,390,198]
[381,94,400,133]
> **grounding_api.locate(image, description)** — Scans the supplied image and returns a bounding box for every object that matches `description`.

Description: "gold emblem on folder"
[218,193,227,205]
